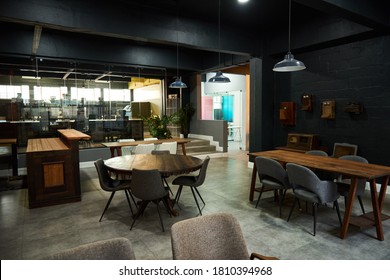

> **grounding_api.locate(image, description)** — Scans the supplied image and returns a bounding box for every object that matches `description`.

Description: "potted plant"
[174,103,195,138]
[142,114,173,139]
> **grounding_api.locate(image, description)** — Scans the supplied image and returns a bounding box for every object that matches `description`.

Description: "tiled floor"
[1,147,390,260]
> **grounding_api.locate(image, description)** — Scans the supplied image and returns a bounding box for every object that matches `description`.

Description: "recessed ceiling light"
[238,0,249,3]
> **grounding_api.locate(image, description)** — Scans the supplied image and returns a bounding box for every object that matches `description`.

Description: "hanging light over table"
[273,0,306,72]
[209,0,230,83]
[169,4,187,89]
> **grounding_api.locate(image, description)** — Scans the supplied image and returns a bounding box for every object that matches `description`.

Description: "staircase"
[177,138,218,156]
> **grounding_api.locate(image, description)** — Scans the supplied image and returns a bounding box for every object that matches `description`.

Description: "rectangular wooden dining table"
[102,138,191,157]
[248,150,390,241]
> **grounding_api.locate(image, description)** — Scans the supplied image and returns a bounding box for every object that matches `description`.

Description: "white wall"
[133,83,163,115]
[202,72,247,149]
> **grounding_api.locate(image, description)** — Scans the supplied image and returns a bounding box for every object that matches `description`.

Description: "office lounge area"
[1,0,390,260]
[1,150,390,260]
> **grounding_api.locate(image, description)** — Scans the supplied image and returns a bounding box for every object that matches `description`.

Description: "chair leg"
[193,187,205,206]
[124,189,134,215]
[163,178,174,196]
[130,201,149,231]
[278,189,283,218]
[99,191,116,222]
[190,187,202,216]
[127,189,138,209]
[287,197,298,222]
[313,203,317,236]
[357,195,365,214]
[255,185,265,208]
[334,200,343,226]
[174,185,183,206]
[155,201,165,232]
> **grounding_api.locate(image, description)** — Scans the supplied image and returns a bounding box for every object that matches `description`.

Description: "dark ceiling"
[0,0,389,82]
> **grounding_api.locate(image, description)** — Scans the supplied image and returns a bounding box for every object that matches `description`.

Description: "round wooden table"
[104,154,204,217]
[104,154,204,177]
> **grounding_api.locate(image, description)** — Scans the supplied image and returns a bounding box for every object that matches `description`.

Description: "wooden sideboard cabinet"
[26,129,90,208]
[276,133,320,153]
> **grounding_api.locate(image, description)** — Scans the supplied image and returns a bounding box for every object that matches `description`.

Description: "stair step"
[177,138,217,155]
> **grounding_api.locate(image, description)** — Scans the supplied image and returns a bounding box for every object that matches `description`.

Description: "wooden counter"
[26,129,91,208]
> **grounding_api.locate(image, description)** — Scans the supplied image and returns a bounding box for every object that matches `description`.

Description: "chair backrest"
[305,150,328,156]
[94,159,113,191]
[193,156,210,187]
[131,168,168,200]
[144,137,158,141]
[159,141,177,154]
[171,213,250,260]
[121,146,135,155]
[45,237,136,260]
[255,156,289,187]
[339,155,368,194]
[133,143,155,154]
[332,142,358,158]
[151,150,170,155]
[118,139,135,142]
[286,163,338,203]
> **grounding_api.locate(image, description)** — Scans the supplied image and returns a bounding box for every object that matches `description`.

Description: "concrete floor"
[1,147,390,260]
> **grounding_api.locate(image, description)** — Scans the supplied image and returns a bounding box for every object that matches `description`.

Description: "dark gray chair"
[46,237,136,260]
[171,213,278,260]
[305,150,337,181]
[305,150,328,156]
[94,159,136,222]
[255,156,290,218]
[172,156,210,216]
[337,155,368,214]
[130,168,170,232]
[151,150,173,195]
[286,163,342,236]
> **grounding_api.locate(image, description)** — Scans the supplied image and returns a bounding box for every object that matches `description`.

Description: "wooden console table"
[26,129,90,208]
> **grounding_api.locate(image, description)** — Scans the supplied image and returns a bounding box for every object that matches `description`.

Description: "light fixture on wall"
[209,0,230,83]
[169,4,187,89]
[273,0,306,72]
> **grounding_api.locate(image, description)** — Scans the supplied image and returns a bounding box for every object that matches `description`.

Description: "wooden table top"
[104,154,204,177]
[57,129,91,140]
[0,138,17,145]
[26,138,69,153]
[249,150,390,180]
[102,138,191,148]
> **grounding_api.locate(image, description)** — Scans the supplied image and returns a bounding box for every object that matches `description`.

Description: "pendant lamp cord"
[218,0,221,66]
[176,1,179,78]
[288,0,291,52]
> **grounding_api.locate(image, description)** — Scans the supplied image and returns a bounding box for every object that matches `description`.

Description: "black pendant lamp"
[273,0,306,72]
[209,0,230,83]
[169,5,187,89]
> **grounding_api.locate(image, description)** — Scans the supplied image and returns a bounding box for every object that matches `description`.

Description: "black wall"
[272,35,390,166]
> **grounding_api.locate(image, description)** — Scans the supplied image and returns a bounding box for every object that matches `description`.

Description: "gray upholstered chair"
[94,159,136,222]
[45,237,136,260]
[130,168,170,231]
[158,141,177,154]
[172,156,210,216]
[151,150,170,155]
[118,139,135,156]
[255,156,290,218]
[286,163,342,236]
[337,155,368,214]
[151,150,173,194]
[171,213,278,260]
[305,150,328,156]
[304,150,337,181]
[133,143,155,154]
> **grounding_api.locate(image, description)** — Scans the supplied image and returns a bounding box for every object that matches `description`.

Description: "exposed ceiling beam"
[32,24,42,55]
[295,0,390,32]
